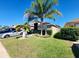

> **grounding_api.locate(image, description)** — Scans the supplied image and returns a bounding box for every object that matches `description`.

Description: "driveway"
[0,42,10,58]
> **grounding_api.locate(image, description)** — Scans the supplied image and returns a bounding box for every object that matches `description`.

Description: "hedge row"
[31,30,52,35]
[54,27,79,41]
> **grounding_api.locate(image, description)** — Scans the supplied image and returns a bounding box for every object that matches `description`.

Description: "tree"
[25,0,62,35]
[15,24,30,38]
[22,23,30,38]
[15,25,23,32]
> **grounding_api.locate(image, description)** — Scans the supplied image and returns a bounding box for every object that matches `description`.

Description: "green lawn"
[0,36,74,58]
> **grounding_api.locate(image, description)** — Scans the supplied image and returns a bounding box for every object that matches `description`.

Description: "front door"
[34,23,38,30]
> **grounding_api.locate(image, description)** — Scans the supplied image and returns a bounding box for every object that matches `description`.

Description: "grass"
[0,36,74,58]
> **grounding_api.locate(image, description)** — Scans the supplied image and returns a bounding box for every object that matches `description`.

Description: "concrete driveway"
[0,42,10,58]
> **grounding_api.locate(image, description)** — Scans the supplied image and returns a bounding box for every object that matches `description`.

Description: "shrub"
[54,27,79,41]
[47,30,52,35]
[32,30,41,34]
[31,30,52,35]
[54,32,61,39]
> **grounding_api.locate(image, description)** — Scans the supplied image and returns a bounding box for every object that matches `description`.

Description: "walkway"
[0,42,10,58]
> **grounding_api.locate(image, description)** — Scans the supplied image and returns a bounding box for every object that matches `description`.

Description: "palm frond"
[55,10,62,16]
[53,0,58,5]
[44,0,49,6]
[32,2,36,8]
[46,9,62,16]
[43,0,49,13]
[43,1,53,14]
[35,0,42,14]
[37,0,43,13]
[45,14,56,21]
[44,10,56,17]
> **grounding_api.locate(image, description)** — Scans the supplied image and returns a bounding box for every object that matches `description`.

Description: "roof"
[70,18,79,23]
[64,18,79,27]
[40,22,50,24]
[65,18,79,24]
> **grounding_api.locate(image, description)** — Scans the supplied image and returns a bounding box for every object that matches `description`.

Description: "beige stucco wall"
[51,26,60,36]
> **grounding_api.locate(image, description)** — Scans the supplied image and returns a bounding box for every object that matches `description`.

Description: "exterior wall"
[51,26,60,36]
[65,22,79,27]
[75,23,79,27]
[64,19,79,27]
[64,22,75,27]
[30,26,34,30]
[38,24,48,30]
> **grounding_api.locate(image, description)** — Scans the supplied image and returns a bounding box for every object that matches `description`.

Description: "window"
[75,24,79,27]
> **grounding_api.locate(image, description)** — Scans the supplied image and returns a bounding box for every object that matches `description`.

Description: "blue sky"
[0,0,79,27]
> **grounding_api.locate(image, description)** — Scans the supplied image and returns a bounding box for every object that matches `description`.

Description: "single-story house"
[30,21,61,30]
[64,18,79,27]
[30,21,61,35]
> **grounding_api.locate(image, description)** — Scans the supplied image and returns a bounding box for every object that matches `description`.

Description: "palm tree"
[25,0,62,35]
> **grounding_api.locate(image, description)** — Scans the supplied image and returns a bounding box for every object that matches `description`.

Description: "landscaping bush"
[54,32,61,39]
[31,30,41,34]
[54,27,79,41]
[47,30,52,35]
[31,30,52,35]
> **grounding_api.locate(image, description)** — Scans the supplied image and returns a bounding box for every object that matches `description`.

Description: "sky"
[0,0,79,27]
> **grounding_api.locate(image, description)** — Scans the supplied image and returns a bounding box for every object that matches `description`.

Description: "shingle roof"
[71,18,79,23]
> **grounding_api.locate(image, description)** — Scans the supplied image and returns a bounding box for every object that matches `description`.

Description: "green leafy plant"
[54,27,79,41]
[25,0,62,35]
[54,32,61,39]
[15,24,30,32]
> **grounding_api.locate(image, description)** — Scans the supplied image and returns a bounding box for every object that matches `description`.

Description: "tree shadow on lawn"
[71,44,79,58]
[54,37,76,42]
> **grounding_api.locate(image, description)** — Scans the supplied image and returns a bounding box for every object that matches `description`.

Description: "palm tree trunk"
[40,18,43,36]
[23,31,28,38]
[23,31,26,38]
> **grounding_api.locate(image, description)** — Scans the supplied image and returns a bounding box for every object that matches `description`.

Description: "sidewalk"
[0,42,10,58]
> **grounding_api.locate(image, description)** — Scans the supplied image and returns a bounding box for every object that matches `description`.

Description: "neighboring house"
[64,18,79,27]
[0,26,10,31]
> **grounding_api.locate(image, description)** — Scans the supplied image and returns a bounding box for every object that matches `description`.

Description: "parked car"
[0,28,23,38]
